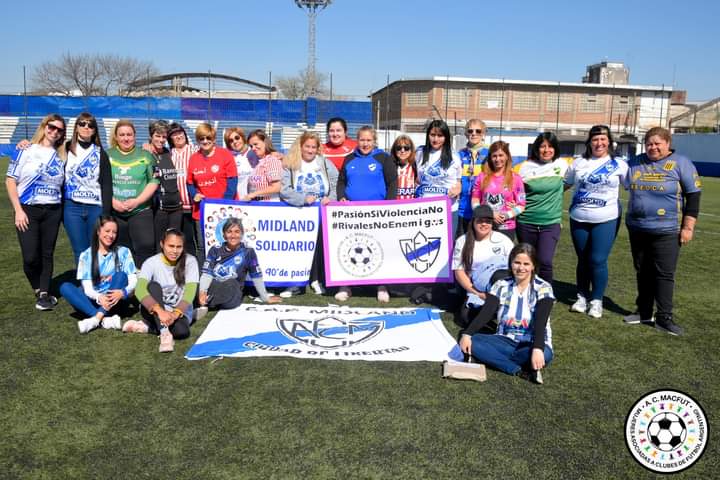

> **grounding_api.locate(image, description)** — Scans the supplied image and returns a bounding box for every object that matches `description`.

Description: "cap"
[472,205,494,221]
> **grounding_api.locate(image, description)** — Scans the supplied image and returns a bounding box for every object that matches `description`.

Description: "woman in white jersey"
[564,125,628,319]
[224,127,256,199]
[6,114,67,311]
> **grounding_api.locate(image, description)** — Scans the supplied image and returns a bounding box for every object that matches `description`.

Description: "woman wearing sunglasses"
[186,123,238,265]
[224,127,256,199]
[6,114,67,310]
[391,135,418,200]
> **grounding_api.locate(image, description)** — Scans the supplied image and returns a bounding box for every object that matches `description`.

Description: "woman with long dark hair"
[59,215,137,333]
[415,119,462,235]
[122,228,200,353]
[6,114,67,310]
[452,205,514,327]
[458,243,555,384]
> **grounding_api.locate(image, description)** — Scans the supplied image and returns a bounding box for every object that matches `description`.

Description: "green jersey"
[108,147,158,216]
[515,157,570,225]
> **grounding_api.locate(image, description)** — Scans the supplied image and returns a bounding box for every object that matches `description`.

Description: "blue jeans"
[60,271,128,317]
[64,200,103,265]
[470,334,553,375]
[569,218,620,301]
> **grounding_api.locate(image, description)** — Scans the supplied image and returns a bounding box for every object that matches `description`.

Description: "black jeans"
[154,207,183,250]
[516,222,561,284]
[16,204,62,293]
[140,281,191,339]
[628,229,680,321]
[115,208,156,269]
[206,279,244,310]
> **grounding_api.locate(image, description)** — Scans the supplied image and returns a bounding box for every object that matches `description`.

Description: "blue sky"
[2,0,718,101]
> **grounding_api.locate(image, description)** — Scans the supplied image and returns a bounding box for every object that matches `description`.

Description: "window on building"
[581,93,605,113]
[404,91,429,107]
[446,88,468,108]
[479,89,506,109]
[545,93,574,112]
[612,95,633,113]
[512,91,540,110]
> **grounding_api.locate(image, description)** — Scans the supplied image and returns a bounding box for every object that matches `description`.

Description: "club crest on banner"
[338,233,383,277]
[276,316,385,349]
[400,231,441,273]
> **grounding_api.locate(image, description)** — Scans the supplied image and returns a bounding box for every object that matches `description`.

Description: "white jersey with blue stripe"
[6,144,64,205]
[65,144,102,205]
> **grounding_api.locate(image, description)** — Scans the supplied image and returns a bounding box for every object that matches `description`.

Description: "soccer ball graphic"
[349,245,372,266]
[647,412,687,451]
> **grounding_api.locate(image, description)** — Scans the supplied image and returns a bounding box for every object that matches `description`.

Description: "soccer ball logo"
[349,245,372,267]
[647,412,686,451]
[338,233,383,277]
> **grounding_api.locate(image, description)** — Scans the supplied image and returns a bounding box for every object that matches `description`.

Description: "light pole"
[295,0,332,97]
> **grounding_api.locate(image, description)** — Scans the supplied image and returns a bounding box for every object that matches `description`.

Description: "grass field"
[1,155,718,479]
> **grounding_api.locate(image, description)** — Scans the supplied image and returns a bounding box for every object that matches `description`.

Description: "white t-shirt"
[415,147,462,212]
[139,253,200,312]
[233,150,254,197]
[6,144,64,205]
[564,155,628,223]
[452,231,514,306]
[294,156,329,198]
[65,143,103,205]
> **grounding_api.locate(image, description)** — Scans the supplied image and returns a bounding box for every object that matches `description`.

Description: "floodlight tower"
[295,0,332,96]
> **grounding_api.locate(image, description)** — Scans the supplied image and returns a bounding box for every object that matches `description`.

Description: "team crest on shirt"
[211,165,220,173]
[400,231,441,274]
[368,164,377,172]
[663,161,675,171]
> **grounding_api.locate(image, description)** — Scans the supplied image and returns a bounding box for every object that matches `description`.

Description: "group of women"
[7,112,701,371]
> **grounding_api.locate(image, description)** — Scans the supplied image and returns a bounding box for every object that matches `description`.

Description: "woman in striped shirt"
[391,135,417,200]
[245,129,283,201]
[168,122,198,262]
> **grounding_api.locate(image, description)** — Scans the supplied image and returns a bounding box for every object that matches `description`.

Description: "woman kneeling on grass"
[197,217,281,312]
[60,215,137,334]
[458,243,554,384]
[122,228,199,353]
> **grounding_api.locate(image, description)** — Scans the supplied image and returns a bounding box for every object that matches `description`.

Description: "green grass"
[1,155,718,479]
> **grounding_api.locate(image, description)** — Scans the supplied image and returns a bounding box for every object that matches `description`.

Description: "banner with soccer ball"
[200,200,319,287]
[185,305,464,362]
[321,197,453,286]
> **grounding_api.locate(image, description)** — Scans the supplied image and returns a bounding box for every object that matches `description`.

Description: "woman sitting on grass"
[60,215,137,334]
[458,243,554,384]
[197,217,281,312]
[122,228,199,353]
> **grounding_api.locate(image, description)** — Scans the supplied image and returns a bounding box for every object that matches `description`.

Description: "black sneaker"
[35,292,56,311]
[655,318,684,336]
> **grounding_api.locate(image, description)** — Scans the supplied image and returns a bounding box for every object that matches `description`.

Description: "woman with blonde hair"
[6,114,67,310]
[108,119,159,268]
[471,140,526,241]
[279,131,339,296]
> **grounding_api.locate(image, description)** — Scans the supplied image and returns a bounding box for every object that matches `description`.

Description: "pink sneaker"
[158,328,174,353]
[122,320,149,334]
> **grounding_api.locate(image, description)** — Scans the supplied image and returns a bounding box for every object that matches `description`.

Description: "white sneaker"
[570,295,587,313]
[377,287,390,303]
[78,316,100,334]
[587,300,603,319]
[279,287,301,298]
[623,313,655,325]
[334,287,351,302]
[100,314,122,330]
[310,280,325,295]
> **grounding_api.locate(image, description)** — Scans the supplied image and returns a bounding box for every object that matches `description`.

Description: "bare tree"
[32,53,158,96]
[277,68,328,100]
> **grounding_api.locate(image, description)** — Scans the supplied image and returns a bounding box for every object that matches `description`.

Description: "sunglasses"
[76,120,95,129]
[46,123,65,134]
[467,129,484,135]
[231,135,243,142]
[395,145,412,152]
[198,136,214,142]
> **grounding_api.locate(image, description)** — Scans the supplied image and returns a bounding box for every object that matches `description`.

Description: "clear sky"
[2,0,718,101]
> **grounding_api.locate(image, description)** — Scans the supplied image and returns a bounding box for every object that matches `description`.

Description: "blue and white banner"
[186,305,463,362]
[201,200,319,287]
[321,197,453,287]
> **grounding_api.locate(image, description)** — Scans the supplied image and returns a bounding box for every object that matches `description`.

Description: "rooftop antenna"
[295,0,332,97]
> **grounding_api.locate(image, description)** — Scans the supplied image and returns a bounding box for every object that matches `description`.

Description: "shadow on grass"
[51,268,140,319]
